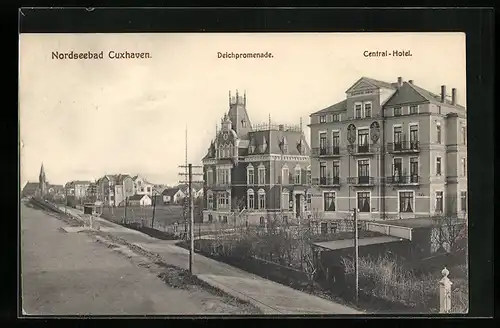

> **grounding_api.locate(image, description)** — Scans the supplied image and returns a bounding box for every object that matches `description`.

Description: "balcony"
[312,177,341,187]
[386,175,420,186]
[311,146,341,158]
[206,182,232,190]
[347,143,377,156]
[387,141,420,153]
[347,176,376,186]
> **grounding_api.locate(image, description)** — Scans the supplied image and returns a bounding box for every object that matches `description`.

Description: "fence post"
[439,267,453,313]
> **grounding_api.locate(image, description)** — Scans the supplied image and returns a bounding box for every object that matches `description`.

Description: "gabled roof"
[162,188,181,197]
[345,76,397,93]
[384,82,465,110]
[311,99,347,115]
[129,194,150,201]
[23,182,39,191]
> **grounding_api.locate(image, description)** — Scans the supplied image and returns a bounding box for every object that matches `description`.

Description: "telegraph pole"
[179,163,203,274]
[64,185,68,215]
[151,189,157,228]
[353,207,359,305]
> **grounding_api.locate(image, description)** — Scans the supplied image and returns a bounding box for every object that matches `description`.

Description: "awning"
[312,235,403,251]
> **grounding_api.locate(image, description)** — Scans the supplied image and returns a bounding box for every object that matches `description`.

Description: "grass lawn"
[101,205,185,226]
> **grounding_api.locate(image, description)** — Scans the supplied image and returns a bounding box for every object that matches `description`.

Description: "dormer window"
[241,119,247,128]
[319,115,326,123]
[394,107,402,116]
[364,102,372,118]
[280,137,288,154]
[333,114,340,122]
[355,103,362,118]
[260,137,268,153]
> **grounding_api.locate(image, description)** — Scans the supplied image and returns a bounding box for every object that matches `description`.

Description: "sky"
[19,32,466,187]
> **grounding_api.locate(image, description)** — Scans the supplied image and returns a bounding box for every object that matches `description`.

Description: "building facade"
[132,175,154,197]
[308,77,467,221]
[97,174,135,207]
[65,180,91,199]
[202,91,312,225]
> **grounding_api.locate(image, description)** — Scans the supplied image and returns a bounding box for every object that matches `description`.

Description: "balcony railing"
[387,141,420,153]
[311,146,341,157]
[347,176,376,186]
[312,177,341,186]
[386,175,420,185]
[206,182,231,189]
[347,143,376,155]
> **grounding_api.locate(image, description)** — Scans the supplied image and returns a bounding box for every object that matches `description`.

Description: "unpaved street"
[21,203,259,315]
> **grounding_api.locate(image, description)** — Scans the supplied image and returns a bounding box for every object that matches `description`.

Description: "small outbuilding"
[128,194,152,207]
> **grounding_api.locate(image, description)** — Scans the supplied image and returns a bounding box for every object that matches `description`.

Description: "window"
[436,157,442,175]
[258,190,266,209]
[393,158,402,179]
[333,114,340,122]
[393,126,402,146]
[324,192,336,211]
[140,187,144,192]
[410,105,418,114]
[320,115,326,123]
[247,190,254,210]
[460,191,467,212]
[294,166,301,185]
[218,192,229,209]
[260,216,266,227]
[399,191,414,213]
[217,168,230,185]
[319,132,327,154]
[306,167,312,185]
[247,166,254,185]
[364,103,372,118]
[436,122,442,144]
[394,107,402,116]
[306,193,312,211]
[207,193,213,209]
[320,162,327,185]
[258,166,266,185]
[282,192,290,210]
[355,104,362,118]
[281,137,288,154]
[358,129,369,152]
[206,169,213,185]
[332,161,340,177]
[435,191,443,213]
[461,158,467,176]
[461,125,467,145]
[410,157,419,182]
[241,119,247,127]
[332,131,340,154]
[409,124,419,148]
[147,187,151,193]
[282,166,289,185]
[357,192,371,212]
[358,159,369,177]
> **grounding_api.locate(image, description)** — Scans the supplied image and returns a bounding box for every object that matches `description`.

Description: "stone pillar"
[439,267,453,313]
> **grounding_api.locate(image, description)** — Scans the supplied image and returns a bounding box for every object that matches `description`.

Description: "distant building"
[132,175,154,197]
[162,187,186,204]
[64,180,91,199]
[127,194,152,207]
[22,182,39,198]
[202,90,312,225]
[97,174,134,207]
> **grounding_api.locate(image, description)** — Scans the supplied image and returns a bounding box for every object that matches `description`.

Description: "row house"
[308,77,467,221]
[96,174,135,207]
[202,91,312,225]
[64,180,91,199]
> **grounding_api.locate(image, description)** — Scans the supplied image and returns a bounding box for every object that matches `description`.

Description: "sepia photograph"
[19,32,468,316]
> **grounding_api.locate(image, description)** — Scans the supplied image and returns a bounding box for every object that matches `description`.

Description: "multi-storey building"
[64,180,91,199]
[308,77,467,221]
[96,174,135,207]
[132,175,154,197]
[202,91,312,225]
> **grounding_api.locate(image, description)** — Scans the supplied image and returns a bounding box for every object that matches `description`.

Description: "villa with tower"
[201,91,312,226]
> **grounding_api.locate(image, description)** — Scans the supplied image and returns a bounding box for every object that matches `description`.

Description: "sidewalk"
[57,205,363,314]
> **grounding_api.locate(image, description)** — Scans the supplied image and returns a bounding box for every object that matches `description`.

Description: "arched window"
[206,168,213,186]
[294,165,302,185]
[258,189,266,209]
[247,164,255,185]
[247,189,255,210]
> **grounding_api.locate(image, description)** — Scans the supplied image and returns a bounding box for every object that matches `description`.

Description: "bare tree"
[430,197,467,254]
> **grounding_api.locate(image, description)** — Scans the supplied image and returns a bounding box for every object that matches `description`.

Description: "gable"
[345,78,379,93]
[384,83,429,107]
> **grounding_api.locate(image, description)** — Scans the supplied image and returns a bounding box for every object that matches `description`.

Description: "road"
[20,203,259,315]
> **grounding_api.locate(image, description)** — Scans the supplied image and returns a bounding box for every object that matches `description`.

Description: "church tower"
[39,163,47,197]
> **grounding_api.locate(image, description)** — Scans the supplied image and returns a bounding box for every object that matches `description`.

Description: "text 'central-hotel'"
[201,77,467,225]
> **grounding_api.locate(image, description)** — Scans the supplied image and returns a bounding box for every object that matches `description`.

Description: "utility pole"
[124,196,128,224]
[178,163,203,274]
[151,189,157,228]
[353,207,359,305]
[64,185,68,215]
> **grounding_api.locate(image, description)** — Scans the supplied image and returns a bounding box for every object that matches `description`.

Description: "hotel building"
[308,77,467,221]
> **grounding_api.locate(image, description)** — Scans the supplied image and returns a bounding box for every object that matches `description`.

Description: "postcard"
[20,32,468,316]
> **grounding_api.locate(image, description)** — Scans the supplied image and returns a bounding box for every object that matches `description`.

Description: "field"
[101,205,188,226]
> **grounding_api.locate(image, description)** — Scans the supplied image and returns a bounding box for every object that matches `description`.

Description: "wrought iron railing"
[387,141,420,152]
[347,176,376,185]
[311,146,341,157]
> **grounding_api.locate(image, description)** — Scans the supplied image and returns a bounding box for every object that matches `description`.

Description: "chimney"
[441,85,446,103]
[408,80,414,85]
[397,77,403,88]
[452,88,457,105]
